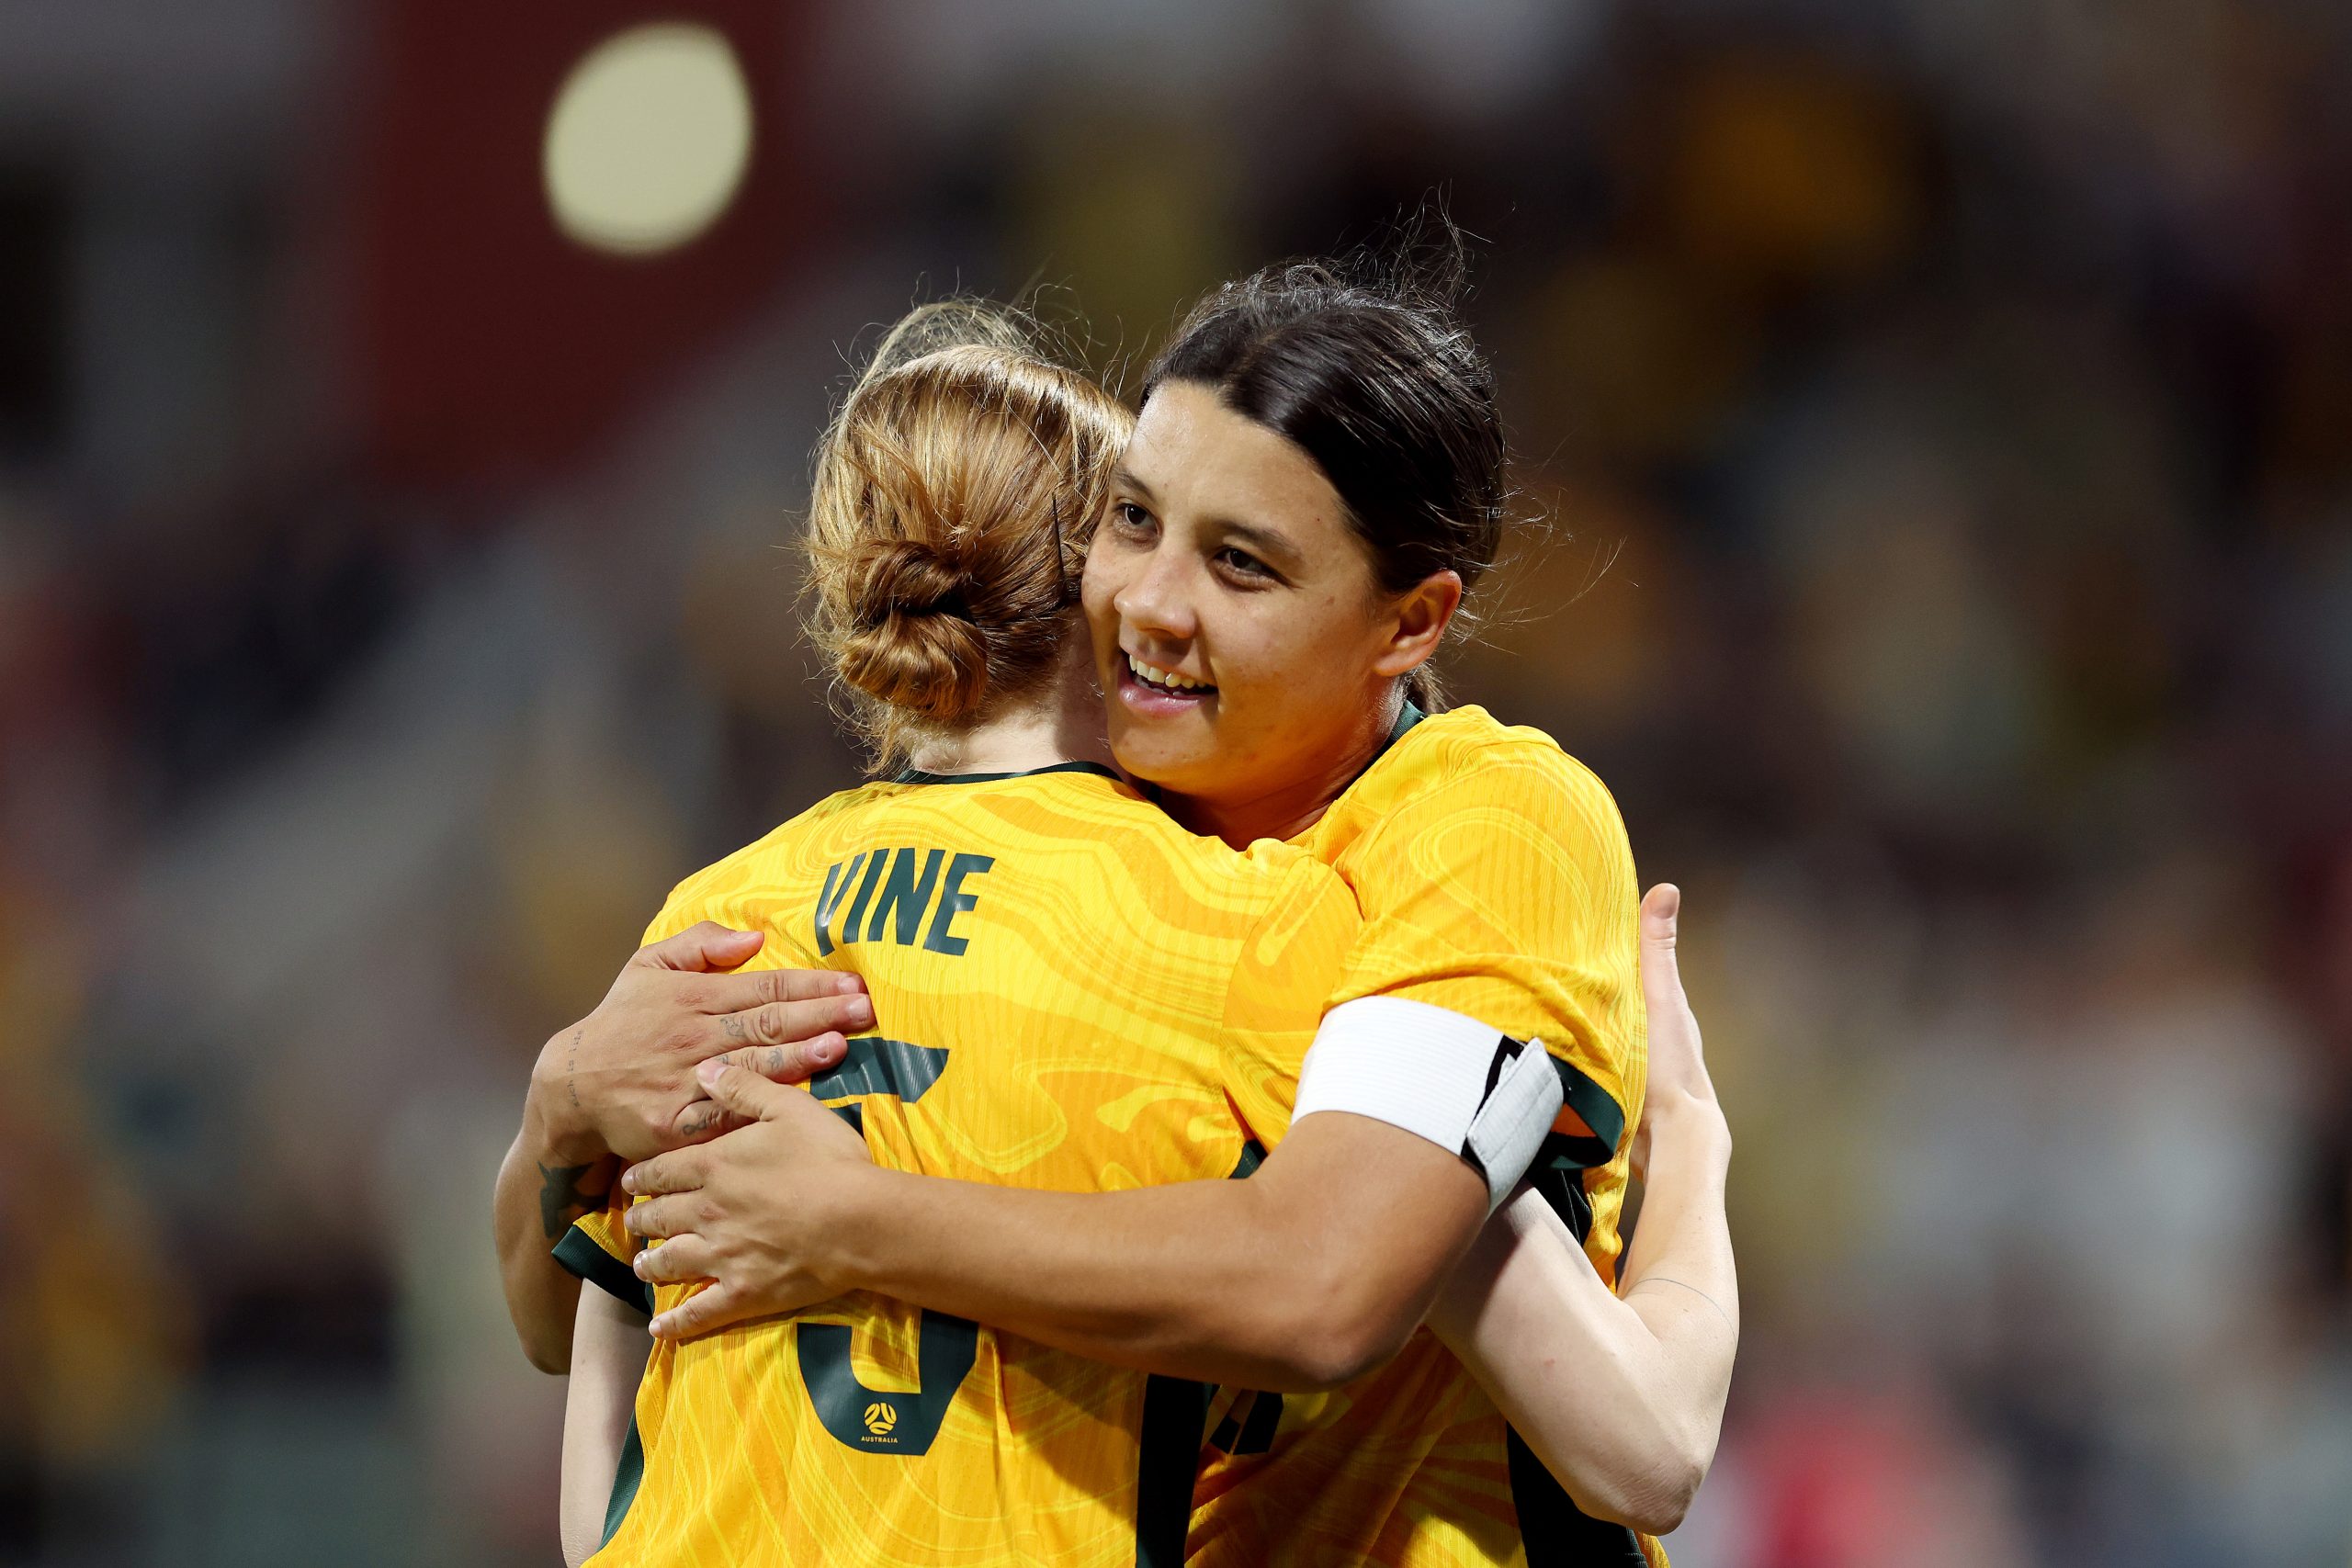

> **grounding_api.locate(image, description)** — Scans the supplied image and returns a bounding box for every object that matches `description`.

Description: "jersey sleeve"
[1319,748,1644,1175]
[1219,857,1363,1153]
[553,1193,653,1314]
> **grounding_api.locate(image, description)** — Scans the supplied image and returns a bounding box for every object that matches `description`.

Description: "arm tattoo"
[1625,1274,1736,1333]
[537,1159,610,1240]
[564,1026,582,1111]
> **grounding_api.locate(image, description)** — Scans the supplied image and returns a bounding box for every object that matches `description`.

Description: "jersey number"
[797,1036,976,1457]
[798,1313,978,1456]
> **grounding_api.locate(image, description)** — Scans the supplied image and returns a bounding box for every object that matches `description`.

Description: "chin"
[1107,728,1214,794]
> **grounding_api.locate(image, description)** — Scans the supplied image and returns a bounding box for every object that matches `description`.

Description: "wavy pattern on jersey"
[1185,706,1662,1567]
[581,767,1360,1568]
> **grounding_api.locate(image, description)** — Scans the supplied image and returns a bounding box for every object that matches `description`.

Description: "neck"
[902,641,1113,778]
[1169,688,1404,849]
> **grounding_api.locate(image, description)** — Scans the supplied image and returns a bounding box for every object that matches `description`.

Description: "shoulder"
[1401,709,1609,789]
[1340,705,1628,851]
[652,784,886,926]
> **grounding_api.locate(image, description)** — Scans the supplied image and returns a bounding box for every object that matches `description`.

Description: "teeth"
[1128,652,1211,693]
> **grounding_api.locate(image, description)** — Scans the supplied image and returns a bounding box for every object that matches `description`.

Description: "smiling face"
[1081,381,1461,845]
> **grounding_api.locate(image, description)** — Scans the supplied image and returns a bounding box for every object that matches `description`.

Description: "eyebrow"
[1215,519,1305,570]
[1114,466,1306,572]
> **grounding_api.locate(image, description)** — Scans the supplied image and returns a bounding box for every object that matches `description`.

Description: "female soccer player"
[520,262,1735,1565]
[552,303,1463,1567]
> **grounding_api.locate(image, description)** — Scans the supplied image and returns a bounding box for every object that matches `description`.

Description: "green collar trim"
[893,760,1123,787]
[1386,699,1427,752]
[1345,698,1427,788]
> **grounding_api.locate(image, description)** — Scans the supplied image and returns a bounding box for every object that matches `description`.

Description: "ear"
[1372,570,1463,680]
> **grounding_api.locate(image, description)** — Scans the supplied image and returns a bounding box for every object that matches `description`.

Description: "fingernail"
[834,972,863,994]
[695,1058,724,1088]
[845,997,874,1028]
[814,1032,845,1062]
[633,1253,650,1277]
[621,1169,639,1194]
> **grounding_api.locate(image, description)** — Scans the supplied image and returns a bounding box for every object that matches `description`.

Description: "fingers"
[695,1059,798,1118]
[1641,884,1680,956]
[1640,885,1684,997]
[706,1032,848,1089]
[695,967,867,1016]
[634,1235,716,1285]
[650,1282,755,1341]
[622,1147,708,1201]
[623,1193,696,1242]
[694,987,873,1058]
[754,966,866,1006]
[635,921,765,973]
[1638,883,1717,1111]
[730,995,872,1051]
[671,1099,753,1143]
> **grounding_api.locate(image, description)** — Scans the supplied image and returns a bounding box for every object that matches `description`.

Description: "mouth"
[1115,649,1217,715]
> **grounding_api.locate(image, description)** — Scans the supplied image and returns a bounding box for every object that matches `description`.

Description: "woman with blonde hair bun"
[550,302,1377,1566]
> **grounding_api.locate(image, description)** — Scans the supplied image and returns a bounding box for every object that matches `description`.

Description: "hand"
[620,1058,879,1339]
[526,923,872,1164]
[1628,885,1724,1184]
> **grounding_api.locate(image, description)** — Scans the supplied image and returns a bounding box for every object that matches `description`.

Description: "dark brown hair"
[1145,238,1504,708]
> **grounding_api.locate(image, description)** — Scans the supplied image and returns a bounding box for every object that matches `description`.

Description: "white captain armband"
[1291,996,1565,1212]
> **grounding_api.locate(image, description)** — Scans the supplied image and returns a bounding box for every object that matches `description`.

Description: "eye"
[1109,500,1155,535]
[1214,546,1275,582]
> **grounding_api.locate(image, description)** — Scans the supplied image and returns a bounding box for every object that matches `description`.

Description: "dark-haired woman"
[607,265,1736,1565]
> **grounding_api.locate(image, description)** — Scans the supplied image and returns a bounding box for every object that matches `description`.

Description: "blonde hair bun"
[849,536,976,626]
[800,302,1135,767]
[835,537,988,721]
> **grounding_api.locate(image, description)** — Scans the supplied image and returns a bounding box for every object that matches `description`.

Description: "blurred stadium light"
[543,24,755,257]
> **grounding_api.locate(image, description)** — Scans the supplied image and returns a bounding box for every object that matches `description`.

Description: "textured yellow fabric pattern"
[561,764,1358,1568]
[1187,706,1657,1568]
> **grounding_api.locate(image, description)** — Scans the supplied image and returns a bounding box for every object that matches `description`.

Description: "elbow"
[1273,1324,1403,1394]
[1251,1272,1419,1393]
[1605,1470,1702,1539]
[522,1331,572,1376]
[1578,1435,1711,1537]
[513,1305,575,1375]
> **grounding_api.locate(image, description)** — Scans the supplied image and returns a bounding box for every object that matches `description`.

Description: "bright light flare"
[543,23,753,256]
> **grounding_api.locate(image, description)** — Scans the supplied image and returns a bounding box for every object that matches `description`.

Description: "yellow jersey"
[556,761,1359,1568]
[1185,705,1659,1568]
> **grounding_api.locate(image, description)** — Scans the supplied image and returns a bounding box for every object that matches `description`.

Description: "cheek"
[1080,551,1126,644]
[1216,590,1369,706]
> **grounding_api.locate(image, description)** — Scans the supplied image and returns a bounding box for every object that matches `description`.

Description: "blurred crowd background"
[4,0,2349,1563]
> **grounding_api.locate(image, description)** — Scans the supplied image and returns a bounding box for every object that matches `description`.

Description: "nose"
[1113,545,1198,649]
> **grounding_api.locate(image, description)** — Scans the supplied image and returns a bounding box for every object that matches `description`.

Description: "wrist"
[813,1164,908,1295]
[526,1032,603,1167]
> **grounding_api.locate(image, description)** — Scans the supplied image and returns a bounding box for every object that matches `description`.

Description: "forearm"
[495,1090,614,1373]
[820,1115,1486,1393]
[1621,1094,1737,1345]
[829,1170,1363,1391]
[1430,1099,1735,1535]
[561,1287,650,1567]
